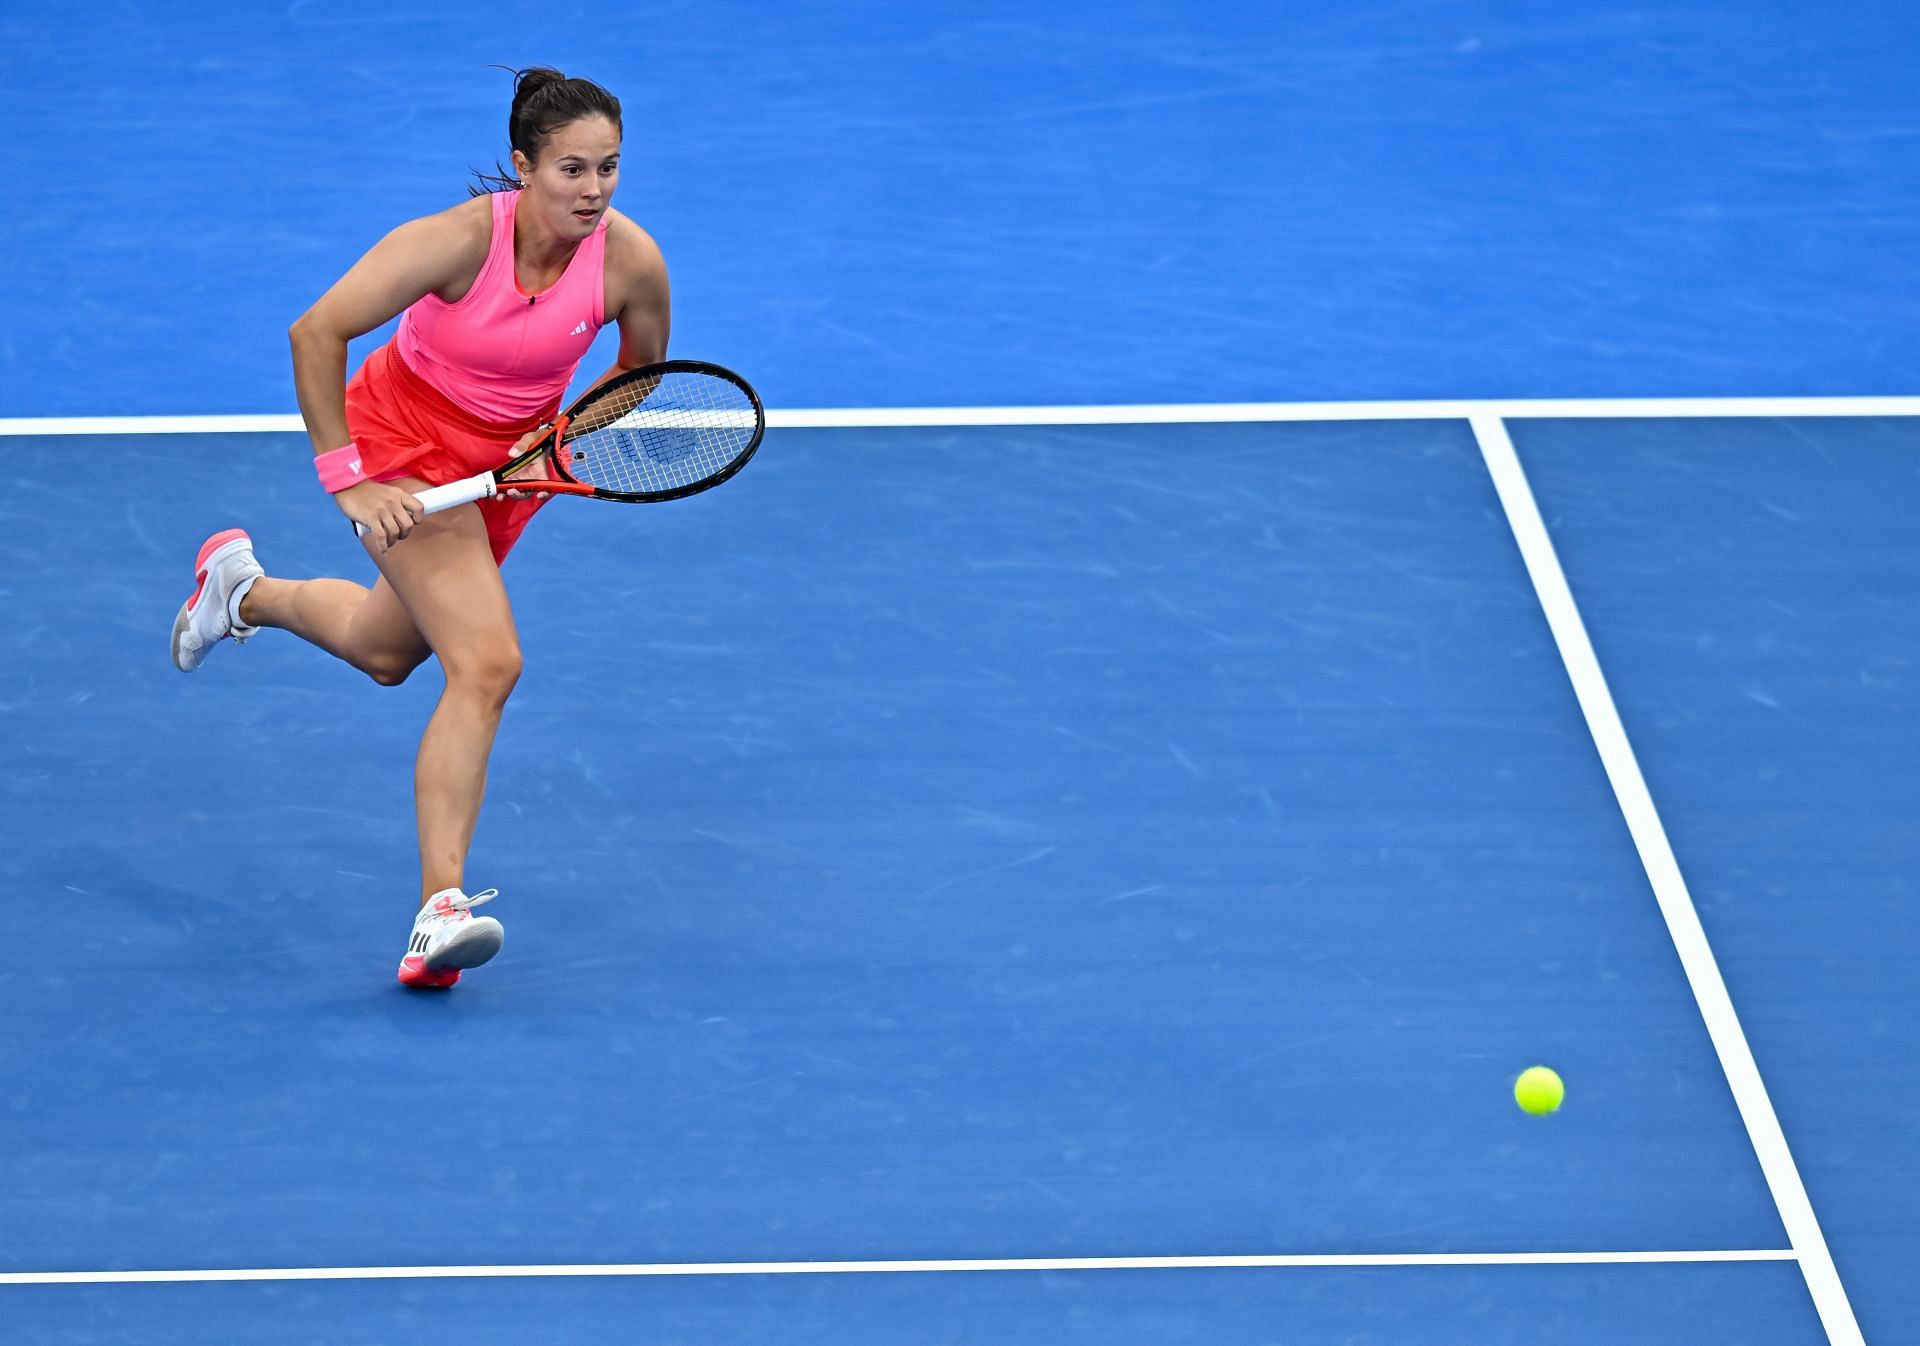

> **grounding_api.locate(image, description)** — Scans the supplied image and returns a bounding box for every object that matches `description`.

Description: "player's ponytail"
[470,66,623,195]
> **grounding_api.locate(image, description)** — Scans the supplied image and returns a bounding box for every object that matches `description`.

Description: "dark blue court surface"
[4,0,1916,1341]
[2,414,1910,1341]
[1514,416,1920,1342]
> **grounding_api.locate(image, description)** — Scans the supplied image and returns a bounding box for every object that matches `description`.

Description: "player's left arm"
[582,212,671,392]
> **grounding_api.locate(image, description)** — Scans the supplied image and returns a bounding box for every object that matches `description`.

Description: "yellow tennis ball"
[1514,1066,1565,1115]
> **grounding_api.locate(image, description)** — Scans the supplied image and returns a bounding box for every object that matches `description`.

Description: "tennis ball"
[1514,1066,1564,1115]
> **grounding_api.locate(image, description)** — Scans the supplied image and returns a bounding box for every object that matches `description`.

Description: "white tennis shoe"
[171,528,263,672]
[398,888,505,989]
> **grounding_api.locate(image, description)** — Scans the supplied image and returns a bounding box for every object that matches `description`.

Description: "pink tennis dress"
[345,189,611,561]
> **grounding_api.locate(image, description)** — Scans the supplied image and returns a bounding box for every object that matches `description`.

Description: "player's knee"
[447,643,522,704]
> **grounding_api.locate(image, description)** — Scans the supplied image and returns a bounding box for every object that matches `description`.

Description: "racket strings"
[562,370,758,497]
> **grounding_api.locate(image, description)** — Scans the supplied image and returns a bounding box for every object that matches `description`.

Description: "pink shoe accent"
[187,529,251,612]
[398,954,461,989]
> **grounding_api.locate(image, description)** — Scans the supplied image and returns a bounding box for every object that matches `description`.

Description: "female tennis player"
[170,67,670,988]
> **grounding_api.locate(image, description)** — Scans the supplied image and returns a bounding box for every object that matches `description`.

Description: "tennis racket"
[353,359,764,536]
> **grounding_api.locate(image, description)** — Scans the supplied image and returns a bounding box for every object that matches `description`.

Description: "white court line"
[1,394,1918,436]
[1471,414,1864,1346]
[0,1249,1796,1287]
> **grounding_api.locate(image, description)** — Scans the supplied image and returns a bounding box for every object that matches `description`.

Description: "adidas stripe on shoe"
[397,888,504,988]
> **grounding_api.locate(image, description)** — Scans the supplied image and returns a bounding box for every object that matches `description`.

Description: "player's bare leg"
[348,488,524,907]
[239,573,431,686]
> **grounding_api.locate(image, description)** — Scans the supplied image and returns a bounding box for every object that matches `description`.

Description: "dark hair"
[470,66,623,195]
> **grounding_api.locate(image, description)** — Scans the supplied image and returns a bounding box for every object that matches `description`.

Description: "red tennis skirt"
[344,341,560,564]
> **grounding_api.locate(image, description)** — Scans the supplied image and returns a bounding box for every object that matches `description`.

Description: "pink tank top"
[394,190,608,424]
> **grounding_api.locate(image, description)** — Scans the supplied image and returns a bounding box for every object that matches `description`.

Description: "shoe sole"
[170,599,197,671]
[399,961,461,989]
[426,919,504,972]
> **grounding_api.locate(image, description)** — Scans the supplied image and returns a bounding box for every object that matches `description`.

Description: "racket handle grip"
[350,474,498,537]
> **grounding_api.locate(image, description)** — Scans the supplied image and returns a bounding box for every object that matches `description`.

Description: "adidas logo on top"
[569,321,589,337]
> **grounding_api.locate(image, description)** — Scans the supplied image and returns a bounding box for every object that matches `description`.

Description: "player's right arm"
[288,200,491,545]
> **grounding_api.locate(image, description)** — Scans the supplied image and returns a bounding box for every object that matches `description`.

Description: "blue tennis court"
[2,3,1915,1343]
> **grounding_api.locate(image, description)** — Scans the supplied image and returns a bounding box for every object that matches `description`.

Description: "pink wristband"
[315,442,368,493]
